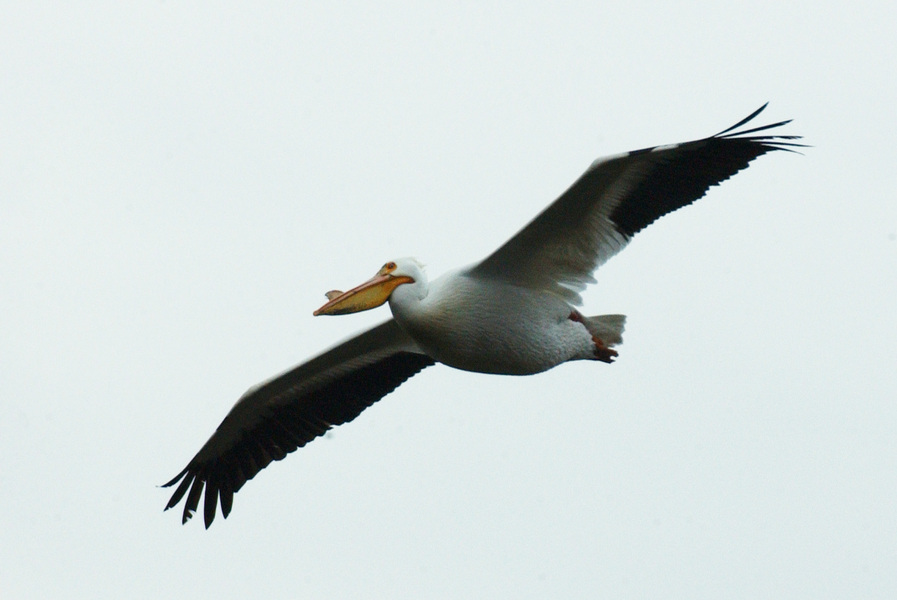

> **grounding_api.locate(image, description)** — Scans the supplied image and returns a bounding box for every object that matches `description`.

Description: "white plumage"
[385,260,621,375]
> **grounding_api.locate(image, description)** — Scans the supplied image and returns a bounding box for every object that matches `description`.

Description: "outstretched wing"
[163,319,435,528]
[470,104,803,304]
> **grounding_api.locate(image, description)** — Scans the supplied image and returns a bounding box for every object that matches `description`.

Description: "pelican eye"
[376,262,398,276]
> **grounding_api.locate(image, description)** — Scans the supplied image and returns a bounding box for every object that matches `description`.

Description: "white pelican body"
[387,265,620,375]
[163,104,801,527]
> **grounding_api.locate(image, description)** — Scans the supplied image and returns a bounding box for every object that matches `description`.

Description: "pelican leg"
[568,310,618,363]
[592,337,618,363]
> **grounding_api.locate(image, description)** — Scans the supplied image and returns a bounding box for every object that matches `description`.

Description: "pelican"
[163,104,801,527]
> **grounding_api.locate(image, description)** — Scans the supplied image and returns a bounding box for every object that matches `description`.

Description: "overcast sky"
[2,2,896,598]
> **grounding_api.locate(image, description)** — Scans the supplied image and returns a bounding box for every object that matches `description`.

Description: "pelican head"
[313,258,423,316]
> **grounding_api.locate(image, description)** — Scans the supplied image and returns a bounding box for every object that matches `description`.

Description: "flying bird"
[163,104,801,527]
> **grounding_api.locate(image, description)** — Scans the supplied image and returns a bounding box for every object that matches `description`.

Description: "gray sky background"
[2,3,896,598]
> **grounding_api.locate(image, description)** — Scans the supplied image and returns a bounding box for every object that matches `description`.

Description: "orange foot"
[569,310,618,363]
[593,336,618,364]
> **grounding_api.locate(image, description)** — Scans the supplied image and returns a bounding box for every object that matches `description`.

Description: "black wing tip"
[160,466,215,527]
[161,467,189,489]
[713,103,806,150]
[625,104,804,160]
[714,102,771,136]
[606,103,803,239]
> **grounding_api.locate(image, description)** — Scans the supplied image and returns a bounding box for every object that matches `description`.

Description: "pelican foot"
[593,336,618,363]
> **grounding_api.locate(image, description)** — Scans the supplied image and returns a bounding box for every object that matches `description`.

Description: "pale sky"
[2,2,896,598]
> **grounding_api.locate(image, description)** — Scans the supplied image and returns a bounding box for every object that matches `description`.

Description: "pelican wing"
[163,319,434,528]
[470,104,803,303]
